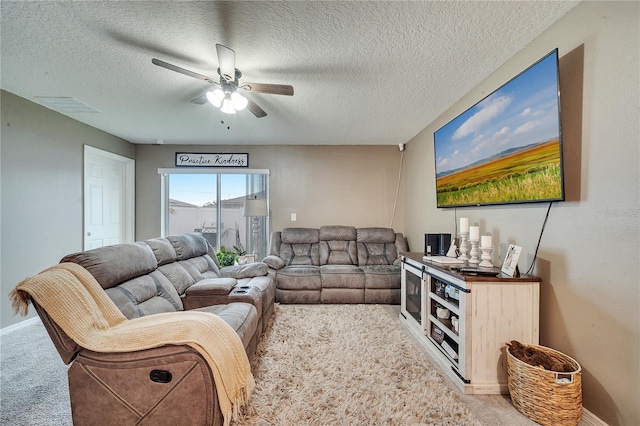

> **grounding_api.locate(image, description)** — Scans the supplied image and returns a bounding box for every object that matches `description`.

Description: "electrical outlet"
[291,213,297,221]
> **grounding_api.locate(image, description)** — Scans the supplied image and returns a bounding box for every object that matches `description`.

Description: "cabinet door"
[402,263,423,325]
[469,282,539,386]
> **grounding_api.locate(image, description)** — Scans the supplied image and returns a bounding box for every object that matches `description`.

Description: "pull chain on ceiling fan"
[152,44,294,118]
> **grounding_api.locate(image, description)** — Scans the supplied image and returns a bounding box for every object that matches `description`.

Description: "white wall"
[402,2,639,425]
[0,90,134,328]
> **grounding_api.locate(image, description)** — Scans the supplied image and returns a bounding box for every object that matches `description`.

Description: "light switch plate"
[291,213,297,221]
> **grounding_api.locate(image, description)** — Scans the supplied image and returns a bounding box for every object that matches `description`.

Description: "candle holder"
[458,232,469,261]
[479,246,494,268]
[469,240,480,264]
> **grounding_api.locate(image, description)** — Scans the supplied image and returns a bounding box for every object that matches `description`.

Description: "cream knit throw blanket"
[10,262,255,426]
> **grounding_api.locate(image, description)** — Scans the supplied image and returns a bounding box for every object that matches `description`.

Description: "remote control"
[457,267,499,276]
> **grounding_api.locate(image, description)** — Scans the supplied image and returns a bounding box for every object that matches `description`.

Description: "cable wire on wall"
[525,202,553,275]
[389,149,405,228]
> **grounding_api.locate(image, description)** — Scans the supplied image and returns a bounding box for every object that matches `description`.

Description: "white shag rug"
[236,304,482,425]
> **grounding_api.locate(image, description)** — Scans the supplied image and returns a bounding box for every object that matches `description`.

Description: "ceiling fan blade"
[246,98,267,118]
[190,94,208,105]
[216,44,236,81]
[242,83,294,96]
[152,58,216,83]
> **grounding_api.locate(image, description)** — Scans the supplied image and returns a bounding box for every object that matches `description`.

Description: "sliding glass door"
[161,169,269,259]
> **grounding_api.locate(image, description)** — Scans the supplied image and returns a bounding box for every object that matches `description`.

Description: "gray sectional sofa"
[263,226,409,304]
[30,232,274,426]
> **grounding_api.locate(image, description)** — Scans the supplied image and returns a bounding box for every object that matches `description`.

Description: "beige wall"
[135,144,405,240]
[403,2,639,425]
[0,90,134,328]
[1,2,637,423]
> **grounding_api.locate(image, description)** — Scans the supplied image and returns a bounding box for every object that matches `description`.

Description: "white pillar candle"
[460,217,469,233]
[481,235,493,248]
[469,226,479,241]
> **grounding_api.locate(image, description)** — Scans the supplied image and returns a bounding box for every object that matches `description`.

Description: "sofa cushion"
[361,265,401,289]
[185,278,238,296]
[105,270,183,319]
[219,262,268,279]
[196,303,258,351]
[279,228,320,266]
[280,243,320,266]
[319,225,357,265]
[319,265,365,289]
[262,255,285,270]
[157,262,196,295]
[319,240,358,265]
[276,266,322,290]
[319,225,357,241]
[356,227,396,244]
[356,228,398,266]
[167,233,209,260]
[178,255,220,281]
[61,242,157,289]
[144,238,178,266]
[321,288,364,304]
[281,228,319,244]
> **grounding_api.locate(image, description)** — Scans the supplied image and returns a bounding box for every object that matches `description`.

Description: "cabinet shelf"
[429,315,459,343]
[427,332,459,365]
[430,292,459,314]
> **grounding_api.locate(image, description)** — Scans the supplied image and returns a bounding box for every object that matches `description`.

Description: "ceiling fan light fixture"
[231,92,248,111]
[206,89,225,108]
[220,97,236,114]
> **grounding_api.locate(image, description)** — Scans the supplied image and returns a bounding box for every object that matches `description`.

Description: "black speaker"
[425,234,439,256]
[424,233,452,256]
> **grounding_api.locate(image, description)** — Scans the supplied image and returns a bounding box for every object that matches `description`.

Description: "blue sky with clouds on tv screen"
[434,51,561,176]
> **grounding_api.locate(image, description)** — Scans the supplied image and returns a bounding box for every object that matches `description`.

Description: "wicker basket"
[506,344,582,426]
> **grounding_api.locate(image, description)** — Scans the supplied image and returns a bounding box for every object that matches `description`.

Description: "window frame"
[158,168,270,256]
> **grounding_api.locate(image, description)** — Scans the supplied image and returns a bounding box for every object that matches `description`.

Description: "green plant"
[233,244,246,256]
[216,246,238,267]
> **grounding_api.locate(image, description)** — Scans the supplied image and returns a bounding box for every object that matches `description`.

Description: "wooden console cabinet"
[400,252,540,394]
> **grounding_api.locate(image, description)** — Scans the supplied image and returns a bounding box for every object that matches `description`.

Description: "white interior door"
[84,146,135,250]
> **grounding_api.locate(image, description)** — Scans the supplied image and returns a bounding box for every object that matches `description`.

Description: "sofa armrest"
[220,262,269,279]
[185,278,238,296]
[262,255,285,270]
[71,345,221,425]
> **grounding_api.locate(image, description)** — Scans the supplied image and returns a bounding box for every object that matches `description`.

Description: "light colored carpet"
[1,304,537,425]
[1,320,71,425]
[237,304,483,425]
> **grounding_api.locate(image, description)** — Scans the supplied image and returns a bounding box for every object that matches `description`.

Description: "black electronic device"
[453,267,500,277]
[424,233,452,256]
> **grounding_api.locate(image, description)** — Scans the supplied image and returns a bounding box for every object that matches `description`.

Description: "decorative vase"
[436,307,450,320]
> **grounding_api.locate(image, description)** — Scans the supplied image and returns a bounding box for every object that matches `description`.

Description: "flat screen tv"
[434,49,564,208]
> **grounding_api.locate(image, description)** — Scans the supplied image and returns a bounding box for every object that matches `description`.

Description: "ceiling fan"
[152,44,294,118]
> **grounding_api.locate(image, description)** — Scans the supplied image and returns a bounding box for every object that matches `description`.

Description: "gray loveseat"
[29,232,274,426]
[263,226,408,304]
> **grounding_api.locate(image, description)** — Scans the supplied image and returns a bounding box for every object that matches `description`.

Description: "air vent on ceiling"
[34,97,100,113]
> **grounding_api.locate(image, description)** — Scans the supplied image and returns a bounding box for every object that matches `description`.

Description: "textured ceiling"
[0,1,579,145]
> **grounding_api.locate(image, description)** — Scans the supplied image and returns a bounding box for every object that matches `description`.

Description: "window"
[159,169,269,259]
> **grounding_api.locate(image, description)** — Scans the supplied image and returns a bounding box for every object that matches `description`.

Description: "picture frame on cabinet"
[501,244,522,277]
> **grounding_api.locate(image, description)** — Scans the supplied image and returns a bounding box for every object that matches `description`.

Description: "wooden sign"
[175,152,249,167]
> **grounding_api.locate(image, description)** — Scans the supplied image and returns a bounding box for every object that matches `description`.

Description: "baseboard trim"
[581,407,609,426]
[0,316,41,337]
